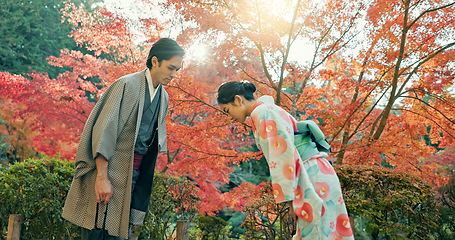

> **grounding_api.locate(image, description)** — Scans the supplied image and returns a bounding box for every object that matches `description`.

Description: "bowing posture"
[217,81,354,240]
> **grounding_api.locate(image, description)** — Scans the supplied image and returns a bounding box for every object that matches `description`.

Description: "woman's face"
[219,96,248,123]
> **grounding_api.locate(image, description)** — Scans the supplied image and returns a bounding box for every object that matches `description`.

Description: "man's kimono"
[62,69,168,239]
[250,95,354,240]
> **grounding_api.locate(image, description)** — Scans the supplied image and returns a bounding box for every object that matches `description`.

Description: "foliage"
[335,165,438,239]
[226,211,247,238]
[438,174,455,211]
[0,97,39,164]
[240,182,295,240]
[0,132,9,166]
[435,205,455,240]
[172,0,455,185]
[0,72,90,160]
[236,166,439,239]
[190,215,232,240]
[0,0,454,216]
[0,156,78,240]
[0,0,94,77]
[434,175,455,239]
[139,173,200,240]
[223,152,270,191]
[0,158,201,239]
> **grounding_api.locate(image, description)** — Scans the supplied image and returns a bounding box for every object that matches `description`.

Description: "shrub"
[434,176,455,239]
[190,215,232,240]
[241,182,295,240]
[336,165,438,239]
[0,156,78,239]
[0,158,200,240]
[240,165,438,240]
[138,173,200,240]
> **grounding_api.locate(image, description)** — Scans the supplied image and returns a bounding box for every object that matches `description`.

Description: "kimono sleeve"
[91,81,126,161]
[251,106,297,203]
[252,106,325,225]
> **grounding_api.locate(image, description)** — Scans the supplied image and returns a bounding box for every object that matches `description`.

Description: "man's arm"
[95,154,114,204]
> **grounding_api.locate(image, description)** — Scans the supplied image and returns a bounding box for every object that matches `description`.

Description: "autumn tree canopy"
[171,0,455,186]
[1,0,454,212]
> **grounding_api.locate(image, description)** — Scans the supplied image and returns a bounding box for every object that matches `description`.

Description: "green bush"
[240,166,438,240]
[0,156,78,240]
[0,158,200,240]
[138,173,200,240]
[1,157,440,239]
[434,176,455,239]
[241,182,295,240]
[336,165,438,240]
[191,215,231,240]
[0,132,9,166]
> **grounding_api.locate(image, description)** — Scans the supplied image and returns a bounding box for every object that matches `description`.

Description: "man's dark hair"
[146,38,185,69]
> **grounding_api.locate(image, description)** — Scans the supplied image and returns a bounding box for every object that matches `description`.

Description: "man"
[62,38,184,239]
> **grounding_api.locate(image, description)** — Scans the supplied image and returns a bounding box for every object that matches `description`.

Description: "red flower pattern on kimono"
[314,181,331,201]
[293,185,304,206]
[336,213,353,237]
[269,135,287,157]
[317,157,336,175]
[294,149,301,178]
[251,96,353,239]
[272,183,285,202]
[321,205,326,217]
[328,231,344,240]
[295,202,313,223]
[259,119,278,139]
[282,161,296,180]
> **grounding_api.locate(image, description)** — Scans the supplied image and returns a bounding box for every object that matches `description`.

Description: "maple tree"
[170,0,455,186]
[0,92,36,162]
[1,0,454,215]
[0,2,258,213]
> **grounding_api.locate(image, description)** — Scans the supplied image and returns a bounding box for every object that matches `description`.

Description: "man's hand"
[95,155,114,204]
[95,174,114,204]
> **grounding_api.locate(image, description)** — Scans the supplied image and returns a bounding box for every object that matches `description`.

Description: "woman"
[217,81,354,240]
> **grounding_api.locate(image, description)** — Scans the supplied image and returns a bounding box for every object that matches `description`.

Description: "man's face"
[150,55,183,87]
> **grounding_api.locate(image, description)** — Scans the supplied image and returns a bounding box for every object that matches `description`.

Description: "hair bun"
[241,81,256,93]
[217,81,257,104]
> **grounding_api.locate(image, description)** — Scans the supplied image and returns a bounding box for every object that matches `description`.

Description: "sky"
[98,0,314,65]
[97,0,208,62]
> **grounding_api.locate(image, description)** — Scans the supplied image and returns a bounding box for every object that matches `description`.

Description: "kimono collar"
[145,68,160,102]
[252,95,274,112]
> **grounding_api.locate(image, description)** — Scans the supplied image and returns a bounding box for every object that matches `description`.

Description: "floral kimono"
[250,95,354,240]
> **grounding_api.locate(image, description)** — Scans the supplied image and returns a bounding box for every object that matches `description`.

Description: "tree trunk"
[176,220,189,240]
[7,214,22,240]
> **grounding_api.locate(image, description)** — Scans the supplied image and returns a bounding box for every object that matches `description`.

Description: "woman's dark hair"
[217,81,257,104]
[146,38,185,69]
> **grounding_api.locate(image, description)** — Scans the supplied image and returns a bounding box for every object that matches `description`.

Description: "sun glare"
[186,42,209,63]
[267,0,297,21]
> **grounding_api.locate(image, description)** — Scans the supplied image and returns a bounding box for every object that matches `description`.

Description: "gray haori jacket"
[62,69,168,239]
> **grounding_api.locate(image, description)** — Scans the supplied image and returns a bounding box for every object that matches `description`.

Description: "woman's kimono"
[250,95,354,240]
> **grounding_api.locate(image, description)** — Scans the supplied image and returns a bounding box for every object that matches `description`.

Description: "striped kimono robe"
[250,96,354,240]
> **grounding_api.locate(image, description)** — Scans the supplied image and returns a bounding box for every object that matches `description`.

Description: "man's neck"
[146,68,160,89]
